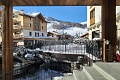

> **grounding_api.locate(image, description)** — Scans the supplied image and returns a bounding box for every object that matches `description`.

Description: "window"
[29,32,32,36]
[38,33,39,36]
[35,32,40,37]
[13,14,18,18]
[30,18,31,20]
[42,26,43,29]
[42,21,43,23]
[90,8,95,19]
[35,32,37,37]
[15,32,20,34]
[29,23,31,27]
[14,23,19,25]
[42,33,44,36]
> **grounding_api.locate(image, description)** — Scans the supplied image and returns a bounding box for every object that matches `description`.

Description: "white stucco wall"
[116,6,120,14]
[117,20,120,39]
[87,6,120,27]
[22,30,47,37]
[87,6,101,27]
[88,30,92,40]
[95,6,101,23]
[87,6,90,27]
[87,6,120,40]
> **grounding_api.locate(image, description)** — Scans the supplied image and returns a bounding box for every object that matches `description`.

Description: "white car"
[53,76,63,80]
[25,50,35,60]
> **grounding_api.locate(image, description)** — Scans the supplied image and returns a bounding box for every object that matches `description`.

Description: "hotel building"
[0,10,57,48]
[87,6,120,40]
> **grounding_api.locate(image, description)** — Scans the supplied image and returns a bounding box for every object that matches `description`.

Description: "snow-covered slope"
[45,16,88,36]
[47,22,87,36]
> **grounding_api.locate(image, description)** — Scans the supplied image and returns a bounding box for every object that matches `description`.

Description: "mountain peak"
[45,16,88,36]
[44,16,87,30]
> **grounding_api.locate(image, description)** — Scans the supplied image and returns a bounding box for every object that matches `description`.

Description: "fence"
[0,40,103,80]
[39,40,103,61]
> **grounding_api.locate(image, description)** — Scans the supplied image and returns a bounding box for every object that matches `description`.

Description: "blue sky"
[14,6,87,23]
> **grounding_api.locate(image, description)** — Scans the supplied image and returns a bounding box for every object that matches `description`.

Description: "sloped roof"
[48,31,62,35]
[15,10,47,22]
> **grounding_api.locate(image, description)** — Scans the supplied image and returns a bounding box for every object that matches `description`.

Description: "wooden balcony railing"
[13,25,21,30]
[90,17,95,25]
[13,34,22,39]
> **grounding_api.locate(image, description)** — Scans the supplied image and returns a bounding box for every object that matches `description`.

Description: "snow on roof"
[14,9,48,22]
[49,31,62,35]
[23,12,41,17]
[13,9,43,18]
[92,38,101,41]
[30,12,40,17]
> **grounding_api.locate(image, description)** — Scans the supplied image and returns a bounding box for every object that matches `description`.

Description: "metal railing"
[25,40,103,65]
[0,40,103,80]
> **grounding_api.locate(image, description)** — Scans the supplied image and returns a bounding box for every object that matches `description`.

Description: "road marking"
[83,67,94,80]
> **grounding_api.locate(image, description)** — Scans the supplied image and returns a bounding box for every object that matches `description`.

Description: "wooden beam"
[116,0,120,5]
[102,0,116,62]
[5,0,120,6]
[13,0,104,6]
[30,0,36,5]
[91,0,102,5]
[2,0,13,80]
[23,0,30,5]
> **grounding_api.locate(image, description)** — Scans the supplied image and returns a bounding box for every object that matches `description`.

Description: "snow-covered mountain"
[44,16,88,36]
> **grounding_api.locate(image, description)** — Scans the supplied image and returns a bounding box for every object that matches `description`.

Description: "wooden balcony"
[13,25,22,30]
[13,34,22,39]
[90,17,95,26]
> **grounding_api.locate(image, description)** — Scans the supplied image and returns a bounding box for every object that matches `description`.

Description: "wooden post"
[102,0,116,62]
[103,39,106,62]
[2,0,13,80]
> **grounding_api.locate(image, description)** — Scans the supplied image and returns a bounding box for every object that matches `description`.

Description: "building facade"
[47,31,73,40]
[87,6,120,40]
[13,10,49,47]
[0,9,57,48]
